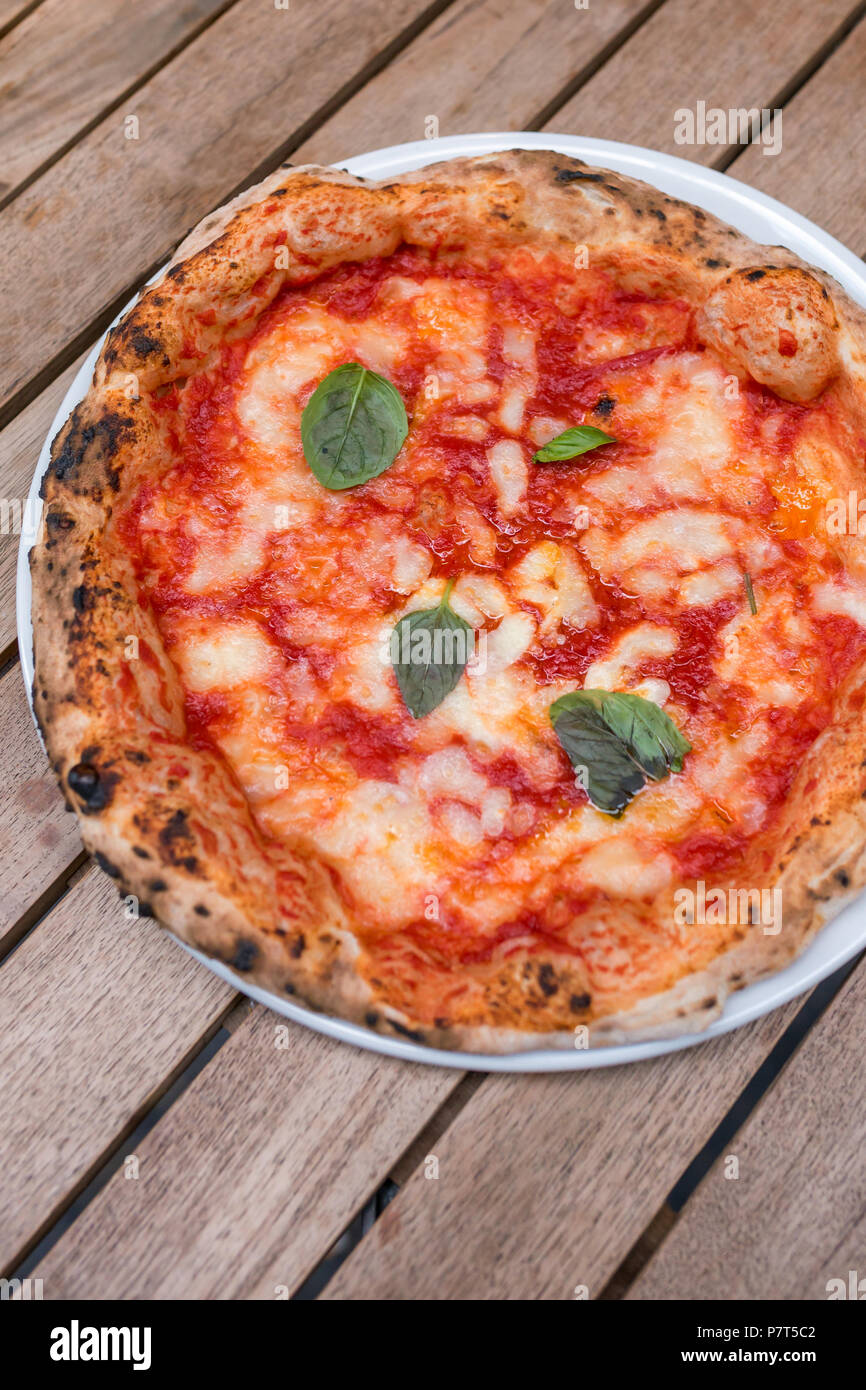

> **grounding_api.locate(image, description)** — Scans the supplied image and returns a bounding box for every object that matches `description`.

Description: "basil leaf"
[392,582,473,719]
[534,425,615,463]
[301,362,408,490]
[549,694,644,816]
[590,691,690,781]
[550,689,691,817]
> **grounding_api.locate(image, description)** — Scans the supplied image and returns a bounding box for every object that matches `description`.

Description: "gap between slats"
[712,0,866,173]
[0,0,42,45]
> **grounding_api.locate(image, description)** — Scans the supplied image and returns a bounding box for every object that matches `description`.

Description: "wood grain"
[0,664,84,953]
[0,0,232,202]
[551,0,857,164]
[0,354,83,658]
[0,0,444,420]
[725,16,866,255]
[0,864,236,1273]
[322,1001,801,1300]
[30,1005,461,1298]
[627,958,866,1300]
[292,0,653,167]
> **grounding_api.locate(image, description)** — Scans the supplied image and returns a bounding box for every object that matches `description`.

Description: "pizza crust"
[30,149,866,1053]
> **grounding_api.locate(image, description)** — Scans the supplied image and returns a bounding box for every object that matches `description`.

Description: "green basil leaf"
[549,693,644,816]
[392,582,473,719]
[534,425,615,464]
[301,362,408,490]
[550,689,691,816]
[591,691,691,781]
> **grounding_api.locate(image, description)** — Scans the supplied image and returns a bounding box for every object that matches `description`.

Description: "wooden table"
[1,0,864,1303]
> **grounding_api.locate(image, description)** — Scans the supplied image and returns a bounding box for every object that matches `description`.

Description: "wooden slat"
[0,0,444,421]
[0,0,37,35]
[0,354,84,658]
[292,0,654,167]
[725,16,866,254]
[627,957,866,1299]
[0,664,83,953]
[322,1002,801,1300]
[0,864,236,1272]
[551,0,857,163]
[30,1005,460,1298]
[0,0,232,203]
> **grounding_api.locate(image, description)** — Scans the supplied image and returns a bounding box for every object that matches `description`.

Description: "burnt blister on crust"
[157,808,198,869]
[67,761,117,812]
[94,850,120,878]
[231,940,259,972]
[537,962,558,997]
[553,164,603,184]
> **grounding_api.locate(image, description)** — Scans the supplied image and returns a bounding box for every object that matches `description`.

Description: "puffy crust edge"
[29,148,866,1053]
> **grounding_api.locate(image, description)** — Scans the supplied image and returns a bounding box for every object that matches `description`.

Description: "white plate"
[18,133,866,1072]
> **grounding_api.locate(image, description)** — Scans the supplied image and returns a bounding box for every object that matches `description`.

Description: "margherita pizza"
[31,150,866,1051]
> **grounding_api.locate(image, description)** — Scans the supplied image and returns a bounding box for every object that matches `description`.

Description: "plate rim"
[17,130,866,1072]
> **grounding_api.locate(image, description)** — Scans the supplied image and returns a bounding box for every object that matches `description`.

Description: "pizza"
[30,149,866,1052]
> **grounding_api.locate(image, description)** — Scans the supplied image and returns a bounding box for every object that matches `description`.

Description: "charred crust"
[835,869,851,888]
[593,394,616,417]
[67,761,116,812]
[149,878,168,893]
[231,939,259,972]
[389,1019,425,1043]
[47,407,134,493]
[129,330,162,359]
[289,932,306,958]
[537,963,558,997]
[746,268,766,281]
[133,846,151,859]
[570,992,592,1013]
[194,903,210,916]
[365,1011,379,1028]
[158,809,196,864]
[94,850,120,878]
[554,167,602,183]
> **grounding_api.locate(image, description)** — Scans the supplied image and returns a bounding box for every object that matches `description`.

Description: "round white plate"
[18,133,866,1071]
